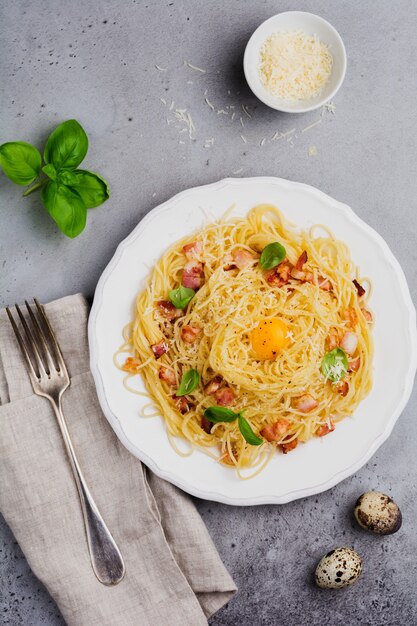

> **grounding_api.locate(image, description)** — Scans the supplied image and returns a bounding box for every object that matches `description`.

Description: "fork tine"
[34,299,68,375]
[6,307,40,380]
[24,300,56,374]
[15,304,47,377]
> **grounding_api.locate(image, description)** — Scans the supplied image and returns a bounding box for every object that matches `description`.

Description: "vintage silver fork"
[6,299,125,586]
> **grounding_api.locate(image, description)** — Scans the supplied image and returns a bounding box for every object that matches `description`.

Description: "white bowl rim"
[243,11,347,113]
[89,177,417,506]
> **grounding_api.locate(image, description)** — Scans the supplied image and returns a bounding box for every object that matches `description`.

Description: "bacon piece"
[295,250,308,270]
[326,327,340,351]
[260,418,290,442]
[335,380,349,397]
[353,279,366,297]
[181,324,201,344]
[280,438,298,454]
[316,419,335,437]
[348,356,361,372]
[290,267,306,280]
[343,307,358,327]
[264,260,292,288]
[182,261,203,289]
[157,300,182,321]
[215,386,235,406]
[340,331,358,355]
[172,394,190,414]
[183,241,202,260]
[201,415,212,434]
[204,375,223,395]
[158,366,176,386]
[232,248,255,270]
[122,357,142,374]
[317,276,332,291]
[361,308,373,323]
[293,394,318,413]
[151,340,169,359]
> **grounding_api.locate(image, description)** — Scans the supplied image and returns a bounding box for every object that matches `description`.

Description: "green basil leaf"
[321,347,348,383]
[204,406,239,423]
[41,181,87,238]
[259,242,286,270]
[169,285,195,309]
[238,414,264,446]
[42,163,57,181]
[44,120,88,170]
[177,369,200,396]
[0,141,41,185]
[58,169,109,208]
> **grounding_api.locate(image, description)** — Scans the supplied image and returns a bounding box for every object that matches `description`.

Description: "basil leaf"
[204,406,239,423]
[59,169,109,208]
[44,120,88,170]
[259,242,286,270]
[177,369,200,396]
[0,141,41,185]
[41,181,87,238]
[321,348,348,383]
[169,285,195,309]
[42,163,57,181]
[238,414,264,446]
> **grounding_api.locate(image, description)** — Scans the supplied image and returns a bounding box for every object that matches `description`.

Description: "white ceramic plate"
[89,178,417,506]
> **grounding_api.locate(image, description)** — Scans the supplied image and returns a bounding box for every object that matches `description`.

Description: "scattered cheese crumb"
[240,117,245,128]
[155,64,167,71]
[240,135,247,143]
[260,137,266,147]
[301,119,322,133]
[184,61,206,73]
[322,100,336,115]
[160,97,167,105]
[241,104,252,118]
[308,145,318,156]
[259,31,333,100]
[205,97,215,111]
[204,138,215,148]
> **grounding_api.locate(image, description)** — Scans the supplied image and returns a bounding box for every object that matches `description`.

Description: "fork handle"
[51,396,125,585]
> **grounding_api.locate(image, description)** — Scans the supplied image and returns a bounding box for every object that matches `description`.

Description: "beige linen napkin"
[0,294,236,626]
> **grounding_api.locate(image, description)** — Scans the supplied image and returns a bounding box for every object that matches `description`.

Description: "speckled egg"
[354,491,402,535]
[315,547,362,589]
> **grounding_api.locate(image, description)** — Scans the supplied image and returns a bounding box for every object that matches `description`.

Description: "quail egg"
[315,547,362,589]
[354,491,402,535]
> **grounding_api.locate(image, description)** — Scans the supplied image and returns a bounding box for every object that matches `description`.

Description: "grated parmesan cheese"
[259,30,333,101]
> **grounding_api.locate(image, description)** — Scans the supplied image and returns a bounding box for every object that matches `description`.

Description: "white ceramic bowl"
[243,11,347,113]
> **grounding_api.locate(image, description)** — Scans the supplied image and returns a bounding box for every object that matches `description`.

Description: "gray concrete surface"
[1,1,417,624]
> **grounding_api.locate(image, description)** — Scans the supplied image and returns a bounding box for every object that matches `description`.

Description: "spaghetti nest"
[122,204,373,476]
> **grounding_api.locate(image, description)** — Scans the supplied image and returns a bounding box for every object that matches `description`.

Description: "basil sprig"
[0,120,109,238]
[169,285,195,309]
[259,242,286,270]
[204,406,264,446]
[177,369,200,396]
[321,348,348,383]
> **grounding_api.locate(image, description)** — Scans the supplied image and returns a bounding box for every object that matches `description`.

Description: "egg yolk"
[251,318,289,360]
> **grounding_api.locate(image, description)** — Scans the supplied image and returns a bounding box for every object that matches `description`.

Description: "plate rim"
[88,177,417,505]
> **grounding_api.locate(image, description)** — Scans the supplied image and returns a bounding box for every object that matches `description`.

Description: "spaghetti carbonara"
[117,205,373,476]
